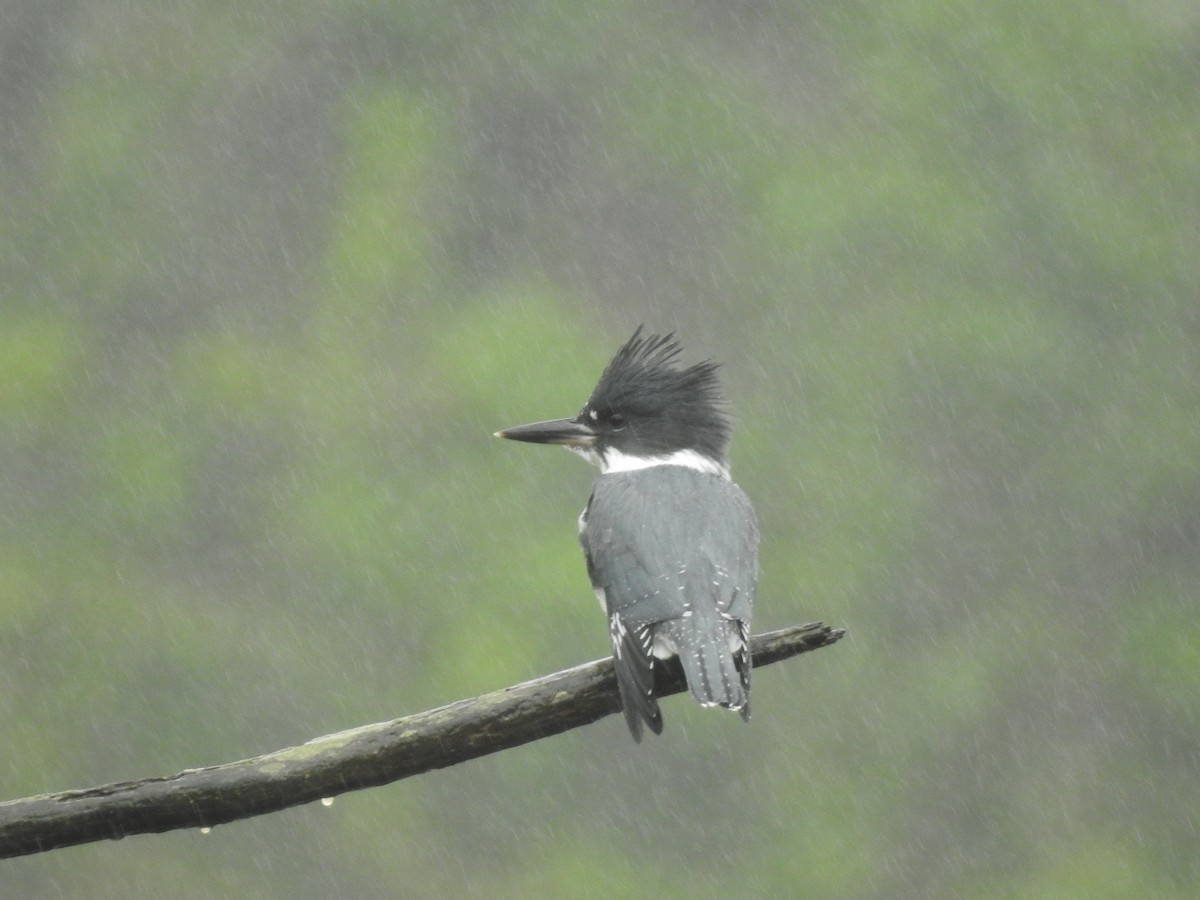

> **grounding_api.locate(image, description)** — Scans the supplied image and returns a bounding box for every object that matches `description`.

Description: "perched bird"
[495,328,758,740]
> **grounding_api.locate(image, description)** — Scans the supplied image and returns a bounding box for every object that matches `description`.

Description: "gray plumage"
[495,328,759,740]
[581,465,758,741]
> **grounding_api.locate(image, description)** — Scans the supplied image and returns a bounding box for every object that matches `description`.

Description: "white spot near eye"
[587,408,599,422]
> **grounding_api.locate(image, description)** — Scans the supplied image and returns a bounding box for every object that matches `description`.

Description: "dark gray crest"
[585,327,731,463]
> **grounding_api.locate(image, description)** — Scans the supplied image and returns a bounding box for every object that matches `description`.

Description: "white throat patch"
[588,446,730,479]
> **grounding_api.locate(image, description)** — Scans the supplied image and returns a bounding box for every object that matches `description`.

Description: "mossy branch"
[0,622,843,859]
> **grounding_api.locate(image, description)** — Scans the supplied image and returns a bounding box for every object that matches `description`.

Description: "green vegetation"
[2,1,1197,896]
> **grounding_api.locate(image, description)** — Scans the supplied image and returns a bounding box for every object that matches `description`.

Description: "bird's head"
[495,328,731,474]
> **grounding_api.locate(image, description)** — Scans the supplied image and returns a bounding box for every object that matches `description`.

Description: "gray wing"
[580,467,758,739]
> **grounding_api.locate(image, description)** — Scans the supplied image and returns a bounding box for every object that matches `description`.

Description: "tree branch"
[0,622,843,858]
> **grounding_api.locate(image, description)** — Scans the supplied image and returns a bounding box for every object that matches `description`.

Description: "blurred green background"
[2,1,1198,896]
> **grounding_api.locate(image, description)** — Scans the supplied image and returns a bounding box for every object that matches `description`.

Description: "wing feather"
[580,466,757,736]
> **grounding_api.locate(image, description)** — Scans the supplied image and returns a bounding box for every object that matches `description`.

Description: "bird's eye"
[609,413,627,430]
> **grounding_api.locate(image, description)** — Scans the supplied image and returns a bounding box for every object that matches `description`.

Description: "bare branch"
[0,622,843,858]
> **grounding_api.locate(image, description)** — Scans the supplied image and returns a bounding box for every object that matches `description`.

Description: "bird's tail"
[659,618,751,720]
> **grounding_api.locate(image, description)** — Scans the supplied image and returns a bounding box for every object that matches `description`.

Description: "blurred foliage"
[2,0,1198,896]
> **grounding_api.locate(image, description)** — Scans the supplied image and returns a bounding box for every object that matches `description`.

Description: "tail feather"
[658,618,751,716]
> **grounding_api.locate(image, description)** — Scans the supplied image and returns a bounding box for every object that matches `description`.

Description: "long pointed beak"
[493,416,597,448]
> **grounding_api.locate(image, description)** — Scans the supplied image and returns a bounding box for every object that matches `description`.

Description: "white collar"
[569,445,730,479]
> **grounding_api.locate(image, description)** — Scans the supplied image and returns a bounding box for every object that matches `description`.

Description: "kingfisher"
[495,328,758,740]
